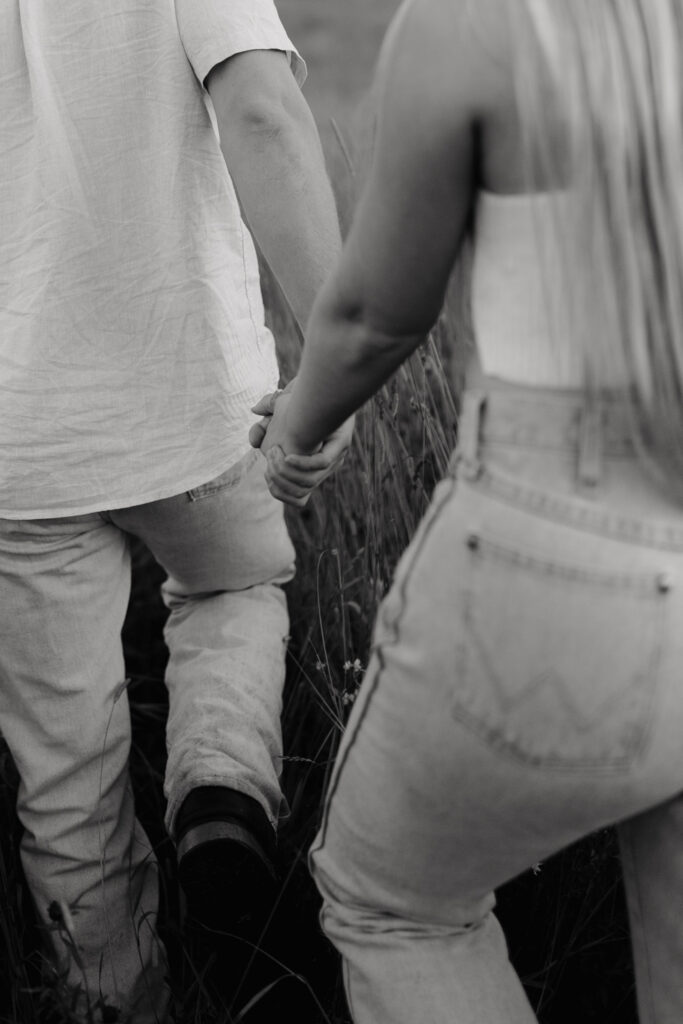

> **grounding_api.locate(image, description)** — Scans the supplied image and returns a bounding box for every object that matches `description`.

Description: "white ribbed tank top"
[471,190,585,387]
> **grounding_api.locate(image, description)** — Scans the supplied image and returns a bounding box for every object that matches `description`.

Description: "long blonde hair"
[518,0,683,480]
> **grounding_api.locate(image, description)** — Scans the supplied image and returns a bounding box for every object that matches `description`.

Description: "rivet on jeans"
[656,572,674,594]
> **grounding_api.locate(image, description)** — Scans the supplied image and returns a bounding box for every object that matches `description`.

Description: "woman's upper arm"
[330,0,508,339]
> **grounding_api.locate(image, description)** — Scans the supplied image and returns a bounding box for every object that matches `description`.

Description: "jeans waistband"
[452,378,683,551]
[458,379,634,475]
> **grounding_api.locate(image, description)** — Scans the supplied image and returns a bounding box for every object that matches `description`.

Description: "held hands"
[249,382,354,507]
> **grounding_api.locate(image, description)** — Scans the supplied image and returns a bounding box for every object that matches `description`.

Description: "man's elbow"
[208,53,317,146]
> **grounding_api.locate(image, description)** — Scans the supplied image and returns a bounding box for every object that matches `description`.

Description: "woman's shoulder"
[390,0,567,192]
[377,0,520,119]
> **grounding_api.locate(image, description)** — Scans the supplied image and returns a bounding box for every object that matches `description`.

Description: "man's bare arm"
[207,49,341,336]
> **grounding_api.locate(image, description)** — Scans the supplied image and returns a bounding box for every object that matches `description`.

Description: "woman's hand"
[263,418,354,507]
[250,384,355,507]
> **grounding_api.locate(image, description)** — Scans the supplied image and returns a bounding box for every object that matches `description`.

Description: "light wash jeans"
[311,380,683,1024]
[0,447,295,1023]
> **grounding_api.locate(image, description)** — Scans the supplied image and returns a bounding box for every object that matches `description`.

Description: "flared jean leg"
[310,643,537,1024]
[316,886,537,1024]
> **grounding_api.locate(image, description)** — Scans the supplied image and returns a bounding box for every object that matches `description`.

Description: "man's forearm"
[208,51,341,335]
[223,112,340,332]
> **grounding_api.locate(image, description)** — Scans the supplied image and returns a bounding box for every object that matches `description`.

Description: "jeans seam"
[471,532,664,593]
[312,478,458,855]
[471,465,683,551]
[342,945,356,1023]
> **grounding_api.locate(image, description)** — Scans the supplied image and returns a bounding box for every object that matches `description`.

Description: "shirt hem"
[0,444,260,520]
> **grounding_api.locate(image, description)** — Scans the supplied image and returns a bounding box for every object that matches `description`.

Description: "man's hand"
[248,380,297,452]
[250,386,354,507]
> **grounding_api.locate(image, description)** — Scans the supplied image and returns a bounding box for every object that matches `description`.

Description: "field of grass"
[277,0,401,137]
[0,3,640,1023]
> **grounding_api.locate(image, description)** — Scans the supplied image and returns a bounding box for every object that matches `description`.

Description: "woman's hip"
[310,432,683,915]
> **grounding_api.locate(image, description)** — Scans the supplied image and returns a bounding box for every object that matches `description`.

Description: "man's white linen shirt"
[0,0,305,517]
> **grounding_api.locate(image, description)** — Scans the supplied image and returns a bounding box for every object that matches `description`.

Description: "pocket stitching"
[451,531,666,773]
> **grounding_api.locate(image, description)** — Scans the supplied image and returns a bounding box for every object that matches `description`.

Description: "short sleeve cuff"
[175,0,307,88]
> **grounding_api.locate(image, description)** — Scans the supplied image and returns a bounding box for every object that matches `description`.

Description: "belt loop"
[577,395,603,490]
[454,389,487,480]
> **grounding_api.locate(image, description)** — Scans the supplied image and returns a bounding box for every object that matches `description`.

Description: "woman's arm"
[259,0,502,467]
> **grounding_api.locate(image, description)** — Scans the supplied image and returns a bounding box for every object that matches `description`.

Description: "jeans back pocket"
[452,531,667,773]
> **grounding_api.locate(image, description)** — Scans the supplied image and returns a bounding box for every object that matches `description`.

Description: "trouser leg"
[319,899,534,1024]
[310,481,538,1024]
[162,580,290,831]
[110,449,296,835]
[618,794,683,1024]
[0,516,166,1023]
[310,648,538,1024]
